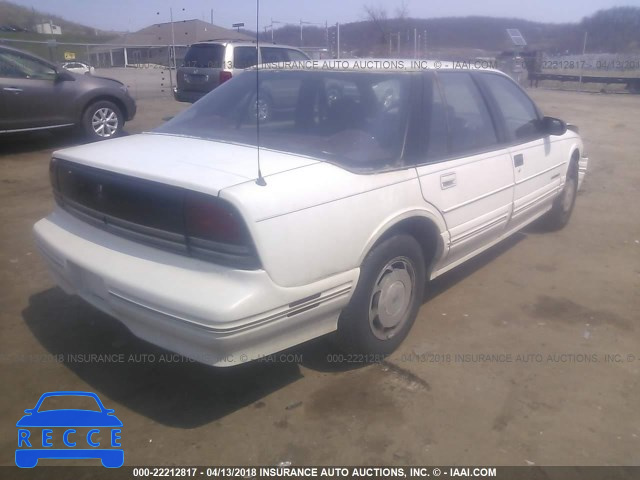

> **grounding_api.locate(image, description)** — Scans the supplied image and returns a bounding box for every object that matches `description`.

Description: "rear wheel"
[540,160,579,230]
[335,234,426,356]
[82,100,123,140]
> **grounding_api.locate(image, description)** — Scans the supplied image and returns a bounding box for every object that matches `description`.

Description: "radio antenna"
[255,0,267,186]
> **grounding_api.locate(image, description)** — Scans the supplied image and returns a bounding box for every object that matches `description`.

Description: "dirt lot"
[1,89,639,468]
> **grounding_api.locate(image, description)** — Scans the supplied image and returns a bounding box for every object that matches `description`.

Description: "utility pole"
[579,31,588,91]
[269,18,283,43]
[325,21,329,50]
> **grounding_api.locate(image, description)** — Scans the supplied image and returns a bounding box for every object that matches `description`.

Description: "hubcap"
[369,257,415,340]
[562,176,576,212]
[91,107,118,138]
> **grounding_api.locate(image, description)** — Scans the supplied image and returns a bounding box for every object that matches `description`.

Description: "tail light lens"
[50,158,260,270]
[184,192,259,268]
[219,71,232,84]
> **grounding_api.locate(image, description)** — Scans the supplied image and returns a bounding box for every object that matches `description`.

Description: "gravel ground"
[0,89,639,470]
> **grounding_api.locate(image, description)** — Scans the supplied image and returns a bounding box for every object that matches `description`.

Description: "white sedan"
[62,61,95,75]
[33,61,588,366]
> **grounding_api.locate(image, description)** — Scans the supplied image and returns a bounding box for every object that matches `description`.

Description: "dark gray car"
[0,45,136,140]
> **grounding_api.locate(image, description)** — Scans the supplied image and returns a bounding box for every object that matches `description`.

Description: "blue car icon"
[16,391,123,468]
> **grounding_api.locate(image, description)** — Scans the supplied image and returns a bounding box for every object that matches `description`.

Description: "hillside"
[0,0,116,39]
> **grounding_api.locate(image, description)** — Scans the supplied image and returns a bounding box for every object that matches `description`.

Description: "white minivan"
[174,39,309,103]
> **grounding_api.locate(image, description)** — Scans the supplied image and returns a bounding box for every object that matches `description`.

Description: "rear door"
[477,72,564,228]
[177,43,225,95]
[414,72,514,269]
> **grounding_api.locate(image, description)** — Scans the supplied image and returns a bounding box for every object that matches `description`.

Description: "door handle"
[514,154,524,167]
[3,87,23,93]
[440,172,457,189]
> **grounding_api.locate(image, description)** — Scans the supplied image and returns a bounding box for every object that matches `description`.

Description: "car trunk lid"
[52,132,320,196]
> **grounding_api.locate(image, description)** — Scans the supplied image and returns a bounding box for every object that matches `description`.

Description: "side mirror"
[543,116,567,136]
[56,69,75,82]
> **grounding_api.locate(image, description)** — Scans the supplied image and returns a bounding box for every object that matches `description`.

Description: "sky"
[8,0,639,32]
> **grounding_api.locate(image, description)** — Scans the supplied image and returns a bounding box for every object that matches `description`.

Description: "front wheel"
[82,100,123,140]
[540,160,579,230]
[335,234,426,356]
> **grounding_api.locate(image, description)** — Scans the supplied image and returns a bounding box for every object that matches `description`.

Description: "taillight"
[184,192,259,268]
[185,192,246,245]
[219,71,232,84]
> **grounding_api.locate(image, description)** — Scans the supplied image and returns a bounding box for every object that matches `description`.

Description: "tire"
[82,100,123,140]
[540,159,579,231]
[335,234,426,356]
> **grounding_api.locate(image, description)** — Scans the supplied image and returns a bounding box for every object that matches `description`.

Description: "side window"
[0,54,24,78]
[260,47,288,64]
[0,51,56,80]
[437,72,498,155]
[479,73,543,142]
[286,49,309,62]
[233,47,257,69]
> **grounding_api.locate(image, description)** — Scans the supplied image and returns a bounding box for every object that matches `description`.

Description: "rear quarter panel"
[220,162,448,288]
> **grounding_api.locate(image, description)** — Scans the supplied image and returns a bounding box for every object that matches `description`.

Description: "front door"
[476,72,565,228]
[0,49,68,131]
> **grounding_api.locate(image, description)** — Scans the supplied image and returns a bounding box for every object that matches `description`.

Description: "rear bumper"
[33,209,357,366]
[173,87,207,103]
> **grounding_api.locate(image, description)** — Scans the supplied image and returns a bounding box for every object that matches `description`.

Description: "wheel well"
[82,96,128,122]
[374,217,443,276]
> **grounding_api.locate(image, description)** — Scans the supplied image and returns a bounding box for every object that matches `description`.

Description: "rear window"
[183,44,224,68]
[156,70,412,171]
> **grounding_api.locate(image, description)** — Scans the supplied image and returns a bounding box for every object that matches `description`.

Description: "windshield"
[155,70,412,169]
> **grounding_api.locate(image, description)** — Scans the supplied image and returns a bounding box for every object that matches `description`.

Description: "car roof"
[251,58,506,75]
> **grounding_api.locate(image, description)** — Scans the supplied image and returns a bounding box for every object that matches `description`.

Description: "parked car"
[174,39,310,103]
[62,61,95,75]
[0,45,136,139]
[33,61,588,366]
